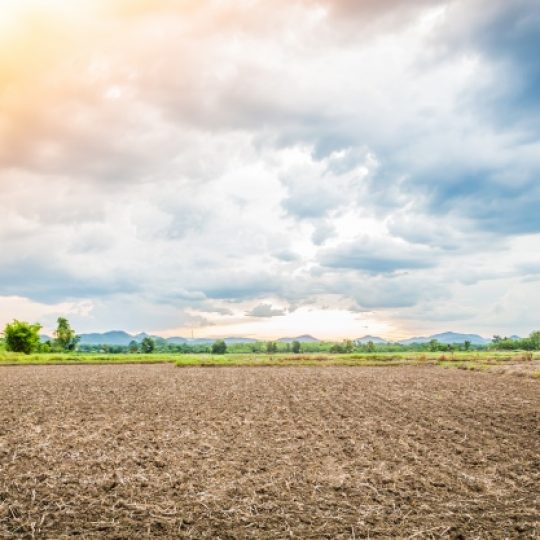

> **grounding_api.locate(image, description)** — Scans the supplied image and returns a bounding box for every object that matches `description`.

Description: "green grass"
[0,350,538,368]
[174,353,412,367]
[176,351,539,368]
[0,352,175,365]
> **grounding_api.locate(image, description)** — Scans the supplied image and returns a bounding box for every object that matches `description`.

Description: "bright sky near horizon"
[0,0,539,340]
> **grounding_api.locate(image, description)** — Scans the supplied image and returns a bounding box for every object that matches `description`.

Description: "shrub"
[141,337,155,353]
[3,320,42,354]
[211,340,227,355]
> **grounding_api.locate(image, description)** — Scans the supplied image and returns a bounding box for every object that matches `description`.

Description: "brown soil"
[0,365,538,538]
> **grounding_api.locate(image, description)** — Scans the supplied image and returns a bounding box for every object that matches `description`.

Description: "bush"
[141,337,155,353]
[3,320,42,354]
[211,340,227,355]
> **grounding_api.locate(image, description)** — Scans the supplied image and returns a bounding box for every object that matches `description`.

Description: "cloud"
[0,0,538,338]
[319,237,436,274]
[246,303,287,318]
[438,0,540,126]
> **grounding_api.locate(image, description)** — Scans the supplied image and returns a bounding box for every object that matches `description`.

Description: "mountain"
[62,329,495,347]
[76,332,263,346]
[186,338,214,345]
[223,337,258,344]
[165,336,188,345]
[79,331,135,346]
[398,331,489,345]
[355,335,388,344]
[277,335,319,343]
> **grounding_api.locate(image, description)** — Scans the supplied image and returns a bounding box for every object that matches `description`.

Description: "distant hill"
[77,332,258,346]
[355,335,388,344]
[165,336,188,345]
[78,331,168,346]
[185,338,214,345]
[79,331,135,346]
[65,329,495,347]
[277,335,319,343]
[223,337,258,344]
[398,331,489,345]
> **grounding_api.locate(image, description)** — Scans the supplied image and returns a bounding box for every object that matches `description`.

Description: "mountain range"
[356,331,492,345]
[355,335,389,345]
[35,330,509,346]
[71,332,260,346]
[42,332,320,346]
[277,335,319,343]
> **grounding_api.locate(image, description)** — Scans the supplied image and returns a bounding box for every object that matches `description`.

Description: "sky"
[0,0,539,340]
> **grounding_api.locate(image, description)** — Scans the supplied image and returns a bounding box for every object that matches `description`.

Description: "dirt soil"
[0,365,538,539]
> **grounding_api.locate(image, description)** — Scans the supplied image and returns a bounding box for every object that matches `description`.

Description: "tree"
[529,331,540,350]
[54,317,79,351]
[464,340,471,351]
[3,320,42,354]
[428,339,440,352]
[266,341,277,354]
[291,340,301,354]
[141,337,155,353]
[366,340,375,353]
[211,339,227,354]
[128,340,139,353]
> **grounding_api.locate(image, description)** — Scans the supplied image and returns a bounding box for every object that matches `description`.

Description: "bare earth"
[0,365,538,539]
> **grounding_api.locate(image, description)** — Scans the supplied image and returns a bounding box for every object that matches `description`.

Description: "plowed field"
[0,365,538,538]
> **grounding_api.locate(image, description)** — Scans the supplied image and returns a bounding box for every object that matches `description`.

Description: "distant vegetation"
[1,317,539,357]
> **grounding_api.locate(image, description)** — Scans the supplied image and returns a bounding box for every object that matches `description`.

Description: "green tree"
[291,340,301,354]
[428,339,440,352]
[211,339,227,354]
[464,340,471,351]
[128,340,139,353]
[366,340,375,353]
[266,341,277,354]
[3,320,42,354]
[54,317,79,351]
[529,331,540,350]
[141,337,155,353]
[40,340,52,353]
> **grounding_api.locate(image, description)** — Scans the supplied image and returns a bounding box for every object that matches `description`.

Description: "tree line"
[1,318,539,355]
